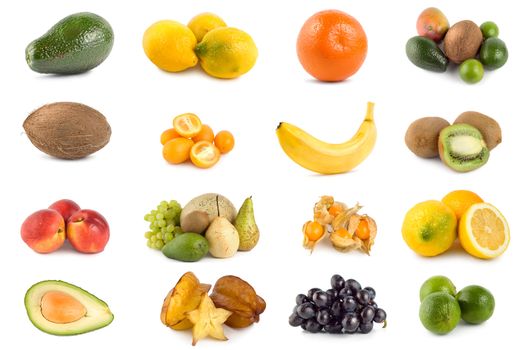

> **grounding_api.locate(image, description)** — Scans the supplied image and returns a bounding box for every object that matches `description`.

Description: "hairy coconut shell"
[443,20,483,64]
[23,102,111,159]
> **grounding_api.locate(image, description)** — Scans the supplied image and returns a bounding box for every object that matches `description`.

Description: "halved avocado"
[24,280,113,336]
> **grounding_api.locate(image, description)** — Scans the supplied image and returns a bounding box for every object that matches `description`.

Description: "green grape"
[144,231,153,239]
[144,199,184,248]
[147,240,153,248]
[173,226,183,235]
[150,235,157,243]
[155,240,164,250]
[157,219,166,227]
[165,232,174,242]
[166,224,174,233]
[156,213,164,220]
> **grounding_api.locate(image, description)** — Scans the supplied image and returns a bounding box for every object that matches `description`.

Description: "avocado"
[162,232,209,262]
[24,280,114,335]
[406,36,449,72]
[26,12,114,74]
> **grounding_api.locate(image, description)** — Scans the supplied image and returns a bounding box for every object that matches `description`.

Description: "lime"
[459,59,484,84]
[456,285,495,324]
[420,276,457,302]
[480,21,499,39]
[420,292,461,334]
[480,38,508,70]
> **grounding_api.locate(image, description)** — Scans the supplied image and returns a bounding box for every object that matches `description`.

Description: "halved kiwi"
[438,124,490,172]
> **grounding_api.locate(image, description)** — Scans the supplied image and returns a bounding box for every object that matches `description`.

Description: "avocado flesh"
[25,12,114,74]
[25,280,113,335]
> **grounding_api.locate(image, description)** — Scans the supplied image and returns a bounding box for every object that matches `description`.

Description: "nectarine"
[21,209,65,253]
[49,199,81,222]
[67,210,110,253]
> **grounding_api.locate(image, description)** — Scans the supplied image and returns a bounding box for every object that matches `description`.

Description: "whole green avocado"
[26,12,114,74]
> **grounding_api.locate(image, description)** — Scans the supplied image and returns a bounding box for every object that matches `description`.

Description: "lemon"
[419,276,456,302]
[420,292,461,335]
[441,190,483,220]
[143,20,198,72]
[188,13,227,42]
[195,27,258,79]
[402,200,457,257]
[459,202,509,259]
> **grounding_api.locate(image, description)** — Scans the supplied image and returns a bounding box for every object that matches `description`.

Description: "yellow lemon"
[442,190,484,220]
[143,20,198,72]
[188,12,227,42]
[402,200,457,257]
[459,203,509,259]
[195,27,258,79]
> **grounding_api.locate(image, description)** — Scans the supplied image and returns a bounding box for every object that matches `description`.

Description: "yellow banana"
[276,102,376,174]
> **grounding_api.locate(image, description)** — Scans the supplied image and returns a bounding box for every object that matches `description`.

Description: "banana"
[276,102,376,174]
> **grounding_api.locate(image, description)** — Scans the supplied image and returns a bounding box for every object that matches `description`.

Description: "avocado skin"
[26,12,114,74]
[406,36,449,73]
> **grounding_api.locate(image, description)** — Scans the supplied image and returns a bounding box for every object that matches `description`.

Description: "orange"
[192,124,215,143]
[173,113,202,138]
[442,190,484,220]
[163,138,194,164]
[190,141,221,168]
[296,10,368,82]
[214,130,235,154]
[160,128,180,145]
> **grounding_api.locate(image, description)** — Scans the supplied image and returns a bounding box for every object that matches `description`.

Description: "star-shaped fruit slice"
[187,293,232,346]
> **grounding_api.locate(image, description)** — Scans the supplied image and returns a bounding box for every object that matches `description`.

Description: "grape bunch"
[289,275,387,334]
[144,200,183,249]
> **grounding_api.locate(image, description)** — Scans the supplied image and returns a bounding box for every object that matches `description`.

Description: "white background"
[1,0,516,349]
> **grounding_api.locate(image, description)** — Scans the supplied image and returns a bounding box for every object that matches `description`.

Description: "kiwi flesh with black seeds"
[438,124,490,172]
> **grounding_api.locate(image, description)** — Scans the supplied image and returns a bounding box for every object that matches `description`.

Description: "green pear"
[234,196,260,251]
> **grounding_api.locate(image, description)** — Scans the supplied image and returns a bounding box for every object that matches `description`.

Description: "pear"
[234,197,260,251]
[205,217,239,258]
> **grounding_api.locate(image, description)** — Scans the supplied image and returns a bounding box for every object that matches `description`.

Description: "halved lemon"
[459,203,509,259]
[173,113,202,138]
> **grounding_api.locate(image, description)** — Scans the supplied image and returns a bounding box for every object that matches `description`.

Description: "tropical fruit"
[479,38,508,69]
[438,124,489,172]
[458,203,509,259]
[406,36,449,72]
[401,200,457,257]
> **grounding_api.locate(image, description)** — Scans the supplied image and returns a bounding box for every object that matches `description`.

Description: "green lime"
[480,38,508,70]
[419,292,461,334]
[456,285,495,324]
[420,276,456,302]
[459,59,484,84]
[480,21,499,38]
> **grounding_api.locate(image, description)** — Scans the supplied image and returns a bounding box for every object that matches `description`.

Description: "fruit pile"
[296,10,367,82]
[144,193,259,261]
[289,275,387,334]
[21,199,110,254]
[276,102,376,174]
[419,276,495,334]
[402,190,509,259]
[406,8,508,84]
[143,13,257,79]
[161,272,265,345]
[302,196,377,254]
[405,110,501,172]
[161,113,234,169]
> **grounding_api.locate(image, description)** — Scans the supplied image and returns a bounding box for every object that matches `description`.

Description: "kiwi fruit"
[438,124,489,172]
[405,117,450,158]
[454,111,502,150]
[180,210,210,234]
[443,20,483,64]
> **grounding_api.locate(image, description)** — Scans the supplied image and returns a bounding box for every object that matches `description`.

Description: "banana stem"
[365,102,375,122]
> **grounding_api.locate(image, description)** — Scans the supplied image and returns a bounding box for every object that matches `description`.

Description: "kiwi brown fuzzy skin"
[454,111,502,150]
[438,123,490,172]
[443,20,483,64]
[405,117,450,158]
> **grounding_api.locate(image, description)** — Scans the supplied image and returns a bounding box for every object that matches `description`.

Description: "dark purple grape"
[324,323,343,334]
[374,308,387,323]
[316,309,331,325]
[312,290,330,308]
[364,287,376,300]
[289,313,304,327]
[338,287,353,299]
[296,302,316,319]
[359,321,374,334]
[342,296,357,312]
[326,288,339,300]
[296,293,309,305]
[369,301,378,309]
[303,319,323,333]
[331,300,343,317]
[356,289,371,305]
[345,279,362,294]
[360,306,375,323]
[331,274,345,290]
[307,288,322,299]
[342,313,360,333]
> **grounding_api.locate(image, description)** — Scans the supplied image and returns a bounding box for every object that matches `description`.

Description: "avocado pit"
[41,291,87,324]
